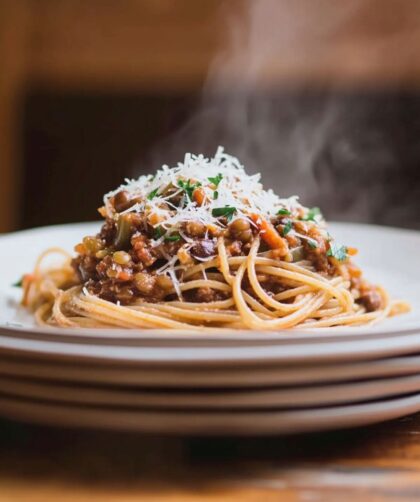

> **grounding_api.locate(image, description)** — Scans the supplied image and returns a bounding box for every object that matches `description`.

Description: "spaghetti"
[21,147,409,330]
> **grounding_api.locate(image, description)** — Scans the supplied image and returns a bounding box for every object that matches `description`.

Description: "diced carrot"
[250,214,289,255]
[347,262,362,278]
[116,271,132,281]
[347,246,358,256]
[148,212,163,226]
[193,187,206,206]
[74,243,87,255]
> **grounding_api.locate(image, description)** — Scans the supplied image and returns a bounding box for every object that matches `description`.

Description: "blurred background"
[1,0,420,233]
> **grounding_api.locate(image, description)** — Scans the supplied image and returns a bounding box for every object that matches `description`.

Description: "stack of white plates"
[0,222,419,435]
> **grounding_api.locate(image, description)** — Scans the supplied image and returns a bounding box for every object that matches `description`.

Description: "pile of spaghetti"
[22,147,408,330]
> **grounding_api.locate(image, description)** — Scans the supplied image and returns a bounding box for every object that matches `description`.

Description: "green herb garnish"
[147,188,159,200]
[177,179,202,200]
[212,206,237,221]
[155,226,181,241]
[327,242,348,261]
[277,208,291,216]
[12,277,23,288]
[208,173,223,187]
[165,233,181,242]
[154,226,165,239]
[282,220,293,236]
[301,207,321,222]
[213,190,219,200]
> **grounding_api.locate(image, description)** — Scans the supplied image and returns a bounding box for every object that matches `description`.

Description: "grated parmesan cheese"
[104,146,302,233]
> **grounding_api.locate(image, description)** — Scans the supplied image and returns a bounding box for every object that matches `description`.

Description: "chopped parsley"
[177,179,202,200]
[212,206,237,221]
[208,173,223,187]
[165,233,181,242]
[12,277,23,288]
[147,188,159,200]
[155,226,181,241]
[301,207,321,222]
[213,190,219,200]
[327,242,348,261]
[282,220,293,236]
[154,226,165,239]
[277,208,291,216]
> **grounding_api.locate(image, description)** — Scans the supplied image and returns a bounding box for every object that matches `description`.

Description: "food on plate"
[21,147,409,330]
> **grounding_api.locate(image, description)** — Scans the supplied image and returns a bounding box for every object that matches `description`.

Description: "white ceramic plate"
[2,354,420,388]
[2,330,420,365]
[1,373,420,409]
[1,392,420,435]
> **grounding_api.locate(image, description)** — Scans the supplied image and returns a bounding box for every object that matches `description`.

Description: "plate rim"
[1,372,420,409]
[2,353,420,387]
[0,391,419,435]
[1,331,420,365]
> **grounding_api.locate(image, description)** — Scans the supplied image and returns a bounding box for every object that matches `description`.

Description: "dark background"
[22,92,194,227]
[3,0,420,233]
[22,91,420,230]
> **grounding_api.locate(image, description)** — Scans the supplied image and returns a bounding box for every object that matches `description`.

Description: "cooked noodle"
[22,240,409,331]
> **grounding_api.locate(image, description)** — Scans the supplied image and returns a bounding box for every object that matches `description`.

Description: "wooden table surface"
[1,413,420,501]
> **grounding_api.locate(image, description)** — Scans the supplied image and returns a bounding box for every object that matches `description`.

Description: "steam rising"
[142,0,420,229]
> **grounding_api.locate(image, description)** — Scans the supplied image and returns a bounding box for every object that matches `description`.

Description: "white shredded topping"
[168,268,183,300]
[104,146,302,232]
